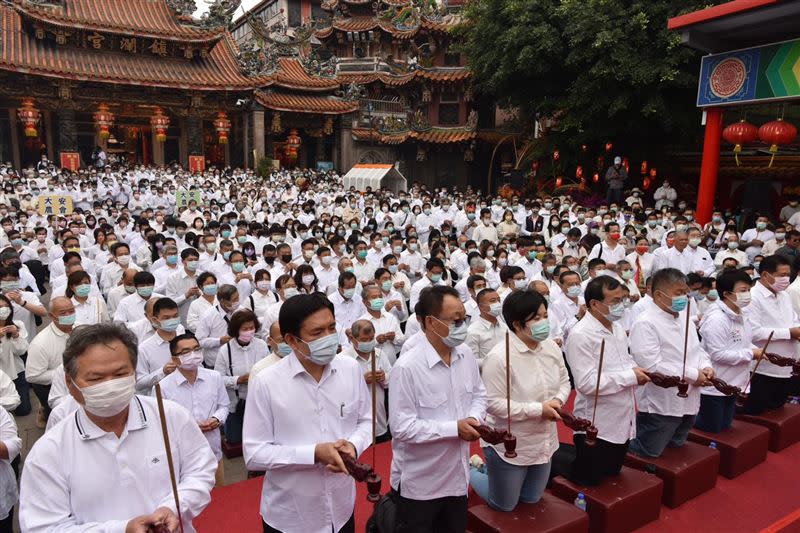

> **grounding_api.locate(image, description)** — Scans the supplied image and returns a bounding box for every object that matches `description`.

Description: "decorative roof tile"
[351,127,475,144]
[315,14,458,40]
[337,68,470,86]
[255,90,358,114]
[13,0,224,42]
[273,58,341,91]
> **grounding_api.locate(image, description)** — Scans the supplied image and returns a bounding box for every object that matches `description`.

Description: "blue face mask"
[301,333,339,365]
[159,317,181,332]
[137,287,154,298]
[276,342,292,357]
[707,289,719,301]
[231,262,245,273]
[75,284,91,298]
[665,293,688,313]
[203,284,218,296]
[357,340,377,353]
[223,251,232,261]
[166,255,179,265]
[430,273,442,283]
[57,313,76,326]
[369,298,385,311]
[529,319,550,342]
[604,302,625,322]
[432,317,468,348]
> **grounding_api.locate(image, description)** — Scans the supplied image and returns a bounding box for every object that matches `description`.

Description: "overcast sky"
[193,0,262,19]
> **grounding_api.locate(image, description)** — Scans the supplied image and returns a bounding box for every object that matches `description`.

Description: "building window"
[438,91,460,125]
[444,51,461,67]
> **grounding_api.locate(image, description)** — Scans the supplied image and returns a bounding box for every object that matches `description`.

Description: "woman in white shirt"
[0,407,22,531]
[470,290,570,512]
[65,270,108,326]
[262,274,298,330]
[0,294,29,416]
[625,236,654,289]
[213,309,266,446]
[187,272,218,333]
[244,269,279,331]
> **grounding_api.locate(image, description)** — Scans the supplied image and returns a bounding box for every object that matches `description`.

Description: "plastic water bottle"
[574,492,588,512]
[709,442,717,450]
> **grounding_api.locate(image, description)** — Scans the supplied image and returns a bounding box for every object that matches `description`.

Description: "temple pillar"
[316,135,325,165]
[7,109,21,171]
[43,110,55,162]
[242,112,250,169]
[56,107,78,167]
[252,105,265,163]
[187,115,203,157]
[151,129,165,166]
[697,107,724,226]
[179,118,188,167]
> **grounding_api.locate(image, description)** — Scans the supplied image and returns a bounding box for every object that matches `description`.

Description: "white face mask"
[179,350,203,370]
[73,374,136,418]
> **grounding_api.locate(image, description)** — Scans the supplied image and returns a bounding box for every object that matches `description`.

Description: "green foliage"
[456,0,725,154]
[256,156,273,178]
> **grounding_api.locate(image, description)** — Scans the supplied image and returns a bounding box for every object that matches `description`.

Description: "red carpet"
[195,414,800,533]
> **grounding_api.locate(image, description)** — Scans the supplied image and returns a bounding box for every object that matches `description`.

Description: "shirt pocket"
[418,392,447,418]
[144,452,170,492]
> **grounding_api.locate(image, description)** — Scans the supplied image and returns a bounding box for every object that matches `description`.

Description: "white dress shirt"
[482,334,570,464]
[465,315,507,369]
[389,335,487,500]
[160,368,230,460]
[687,245,715,276]
[187,296,216,334]
[135,328,186,393]
[588,241,627,263]
[196,305,230,367]
[699,301,757,396]
[651,246,695,275]
[329,291,367,346]
[19,396,216,533]
[213,338,267,412]
[626,250,654,284]
[106,285,131,318]
[166,269,199,325]
[25,323,70,386]
[566,313,637,444]
[72,296,109,326]
[357,310,404,365]
[0,320,28,380]
[744,282,799,378]
[630,305,712,417]
[0,408,21,520]
[114,292,163,323]
[242,353,372,533]
[341,347,391,436]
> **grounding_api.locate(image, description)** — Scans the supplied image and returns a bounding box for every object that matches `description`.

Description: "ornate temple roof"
[314,15,456,40]
[12,0,225,43]
[271,58,341,92]
[254,90,359,114]
[351,127,476,144]
[0,5,255,90]
[337,68,470,86]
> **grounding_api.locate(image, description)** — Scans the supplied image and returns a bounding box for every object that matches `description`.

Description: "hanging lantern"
[758,118,796,167]
[17,98,41,138]
[622,157,630,173]
[640,161,648,175]
[581,144,588,152]
[596,155,605,170]
[421,86,432,103]
[722,119,758,166]
[605,142,613,152]
[150,107,170,143]
[93,103,114,140]
[643,177,651,190]
[552,149,560,161]
[593,172,599,183]
[213,111,231,144]
[555,176,563,188]
[649,168,657,178]
[285,128,301,159]
[575,165,583,179]
[323,117,334,136]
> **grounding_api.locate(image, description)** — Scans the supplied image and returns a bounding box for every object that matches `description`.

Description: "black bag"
[365,488,401,533]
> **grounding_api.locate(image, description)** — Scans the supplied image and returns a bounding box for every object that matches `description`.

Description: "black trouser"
[30,383,51,418]
[0,509,12,533]
[396,492,468,533]
[569,434,629,487]
[263,513,354,533]
[744,373,789,415]
[695,394,736,433]
[13,370,31,417]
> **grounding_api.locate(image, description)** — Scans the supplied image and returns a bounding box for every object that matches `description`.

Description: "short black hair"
[502,290,547,333]
[476,288,496,305]
[716,269,752,296]
[197,271,216,287]
[587,258,606,270]
[759,254,790,275]
[559,270,580,284]
[169,332,198,356]
[133,271,155,286]
[153,297,178,316]
[417,285,460,326]
[279,293,334,338]
[180,247,199,261]
[227,308,260,337]
[338,271,356,287]
[466,274,486,290]
[585,275,621,307]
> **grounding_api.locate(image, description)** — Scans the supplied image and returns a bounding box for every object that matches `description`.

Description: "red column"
[696,107,724,225]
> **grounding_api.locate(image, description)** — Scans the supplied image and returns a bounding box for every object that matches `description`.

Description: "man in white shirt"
[161,332,230,486]
[686,227,715,276]
[359,285,404,366]
[566,276,649,485]
[26,296,74,420]
[389,285,486,532]
[409,257,447,310]
[135,298,185,394]
[742,255,800,415]
[714,233,749,268]
[19,322,216,532]
[651,230,695,275]
[99,242,140,297]
[629,268,714,458]
[329,271,367,346]
[243,293,372,533]
[114,271,162,322]
[465,288,506,369]
[741,216,775,262]
[166,248,202,325]
[587,222,627,265]
[472,208,499,244]
[341,319,392,440]
[550,269,586,340]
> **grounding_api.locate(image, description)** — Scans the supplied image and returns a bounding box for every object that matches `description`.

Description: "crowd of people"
[0,157,798,532]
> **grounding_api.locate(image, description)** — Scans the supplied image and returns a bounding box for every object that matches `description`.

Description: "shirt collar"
[753,282,774,298]
[50,322,69,337]
[75,396,148,441]
[421,335,463,368]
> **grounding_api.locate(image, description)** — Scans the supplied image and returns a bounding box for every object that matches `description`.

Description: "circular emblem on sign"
[709,57,746,99]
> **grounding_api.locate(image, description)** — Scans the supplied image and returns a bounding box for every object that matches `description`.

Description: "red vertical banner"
[189,155,205,173]
[59,151,79,171]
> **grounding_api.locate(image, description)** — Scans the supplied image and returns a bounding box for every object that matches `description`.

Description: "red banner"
[189,155,205,174]
[59,151,80,172]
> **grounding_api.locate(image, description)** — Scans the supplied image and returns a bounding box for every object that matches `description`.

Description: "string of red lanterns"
[722,117,797,167]
[285,129,301,160]
[213,111,231,145]
[150,107,170,143]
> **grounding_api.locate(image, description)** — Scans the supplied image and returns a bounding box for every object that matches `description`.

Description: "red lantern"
[285,128,302,159]
[758,118,797,167]
[605,142,613,152]
[555,176,563,188]
[213,111,231,145]
[722,119,758,166]
[575,166,583,179]
[643,177,651,190]
[553,149,560,161]
[640,161,648,175]
[593,172,599,183]
[649,168,657,178]
[17,98,40,137]
[622,157,630,173]
[93,103,114,140]
[150,107,170,143]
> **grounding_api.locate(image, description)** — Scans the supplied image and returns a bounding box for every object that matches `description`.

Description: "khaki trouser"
[215,459,225,487]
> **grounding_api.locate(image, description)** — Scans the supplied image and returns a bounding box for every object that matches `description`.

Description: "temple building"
[0,0,493,186]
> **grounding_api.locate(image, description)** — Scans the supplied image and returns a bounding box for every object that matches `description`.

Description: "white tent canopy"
[342,164,407,194]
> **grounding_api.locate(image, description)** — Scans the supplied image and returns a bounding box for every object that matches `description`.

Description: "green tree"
[456,0,724,154]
